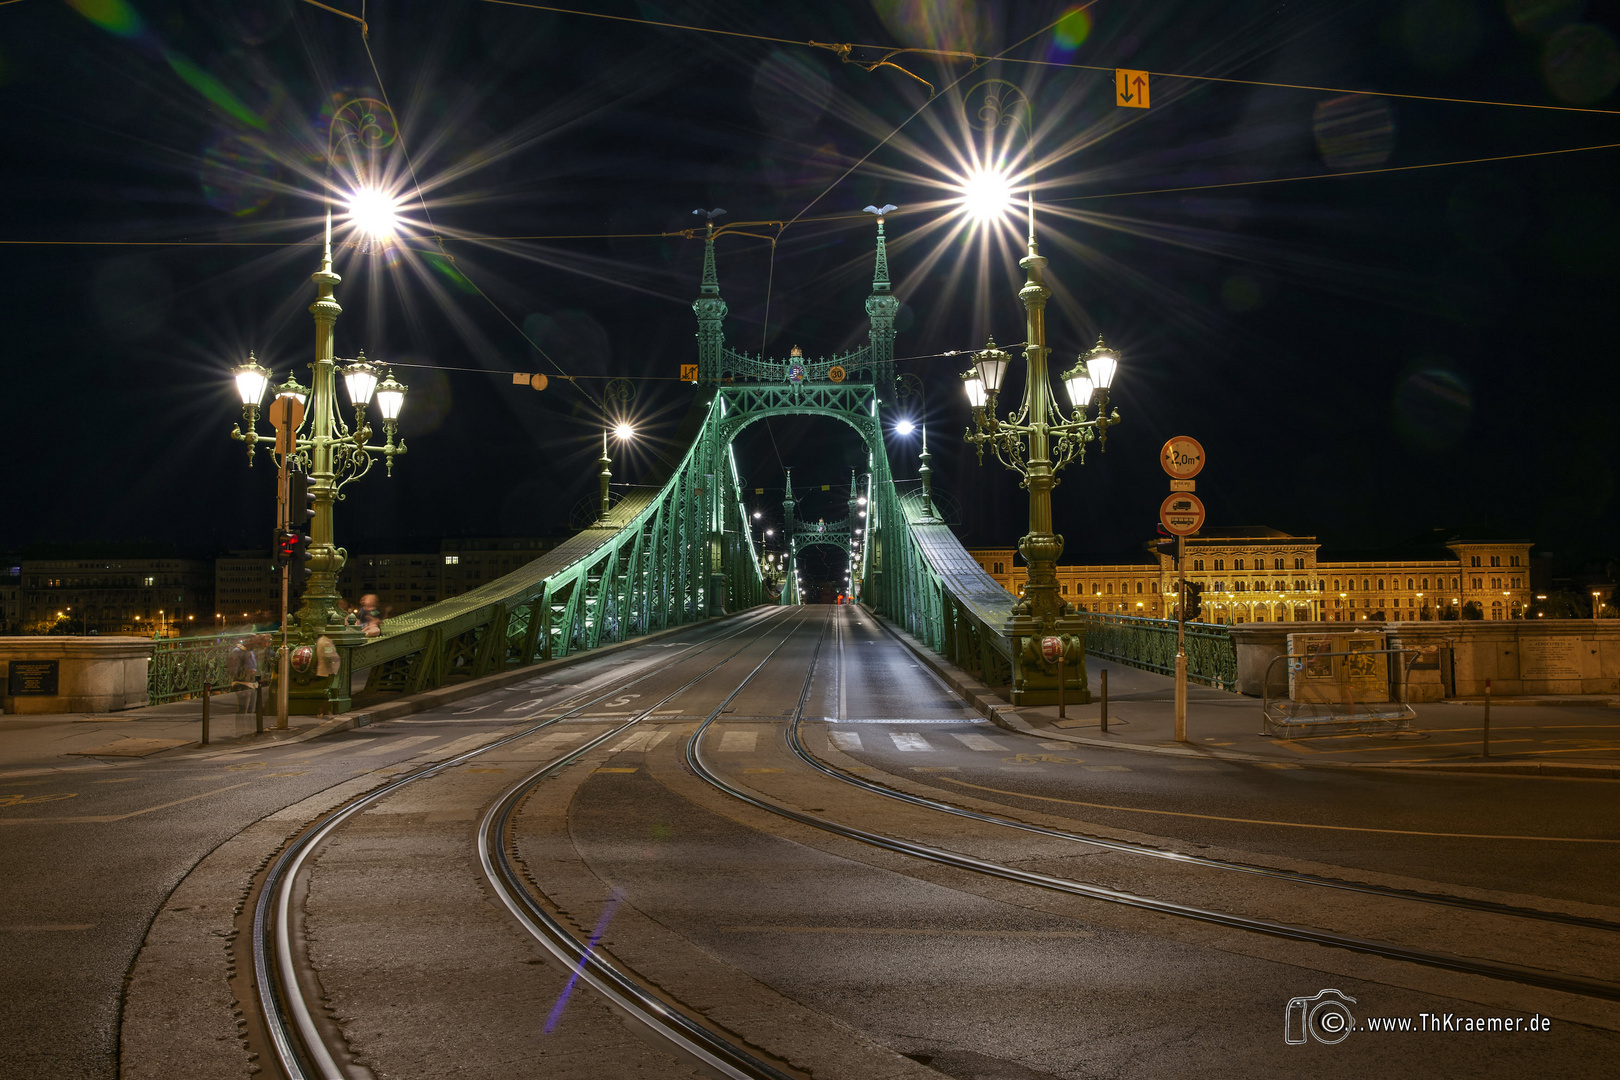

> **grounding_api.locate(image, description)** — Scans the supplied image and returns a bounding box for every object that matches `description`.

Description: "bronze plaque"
[8,660,59,696]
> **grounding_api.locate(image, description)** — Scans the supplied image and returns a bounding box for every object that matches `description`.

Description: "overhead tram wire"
[468,0,1620,117]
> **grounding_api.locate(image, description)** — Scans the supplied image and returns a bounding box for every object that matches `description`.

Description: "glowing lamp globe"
[347,188,399,240]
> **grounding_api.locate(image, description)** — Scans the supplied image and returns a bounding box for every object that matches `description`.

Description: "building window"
[1510,555,1520,567]
[1234,558,1245,571]
[1491,601,1503,619]
[444,555,460,565]
[1471,556,1481,567]
[1421,577,1430,589]
[1294,557,1305,569]
[1333,578,1340,591]
[1151,581,1159,593]
[1106,583,1114,594]
[144,576,155,587]
[1490,555,1500,567]
[1377,578,1385,591]
[1136,581,1144,594]
[1512,576,1521,588]
[1214,559,1225,571]
[1061,584,1068,594]
[1193,559,1205,571]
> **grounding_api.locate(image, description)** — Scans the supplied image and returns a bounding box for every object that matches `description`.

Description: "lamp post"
[599,424,634,522]
[226,99,412,717]
[958,89,1122,706]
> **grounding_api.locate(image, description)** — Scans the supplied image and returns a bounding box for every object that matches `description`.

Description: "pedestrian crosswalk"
[207,723,1150,774]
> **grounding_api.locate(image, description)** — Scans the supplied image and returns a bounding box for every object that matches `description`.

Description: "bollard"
[1483,677,1491,758]
[1057,655,1066,720]
[200,682,211,746]
[1100,668,1108,734]
[254,678,265,735]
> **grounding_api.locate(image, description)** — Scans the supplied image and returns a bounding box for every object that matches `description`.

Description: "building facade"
[214,551,280,627]
[337,537,558,618]
[969,529,1535,624]
[19,557,214,635]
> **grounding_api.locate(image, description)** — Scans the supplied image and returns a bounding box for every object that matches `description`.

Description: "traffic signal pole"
[1175,533,1187,742]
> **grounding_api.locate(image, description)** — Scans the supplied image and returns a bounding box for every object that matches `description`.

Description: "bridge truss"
[338,215,1020,704]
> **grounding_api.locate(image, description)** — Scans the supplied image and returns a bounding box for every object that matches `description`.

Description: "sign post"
[1159,437,1206,744]
[266,401,303,732]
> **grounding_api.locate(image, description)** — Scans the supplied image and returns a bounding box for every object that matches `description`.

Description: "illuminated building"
[970,529,1535,623]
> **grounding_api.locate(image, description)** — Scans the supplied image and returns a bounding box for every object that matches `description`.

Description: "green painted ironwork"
[328,213,1024,705]
[1074,611,1237,691]
[148,634,239,704]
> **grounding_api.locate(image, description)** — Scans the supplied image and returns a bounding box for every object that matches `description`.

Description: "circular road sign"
[1040,636,1063,663]
[827,364,846,383]
[1160,435,1206,480]
[1159,491,1206,536]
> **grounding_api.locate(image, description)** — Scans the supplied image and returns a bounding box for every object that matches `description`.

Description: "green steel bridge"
[317,216,1234,709]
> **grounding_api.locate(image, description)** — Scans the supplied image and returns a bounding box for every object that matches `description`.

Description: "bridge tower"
[693,221,726,387]
[865,213,899,406]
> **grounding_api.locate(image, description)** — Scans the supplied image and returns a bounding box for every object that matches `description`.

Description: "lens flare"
[347,188,399,239]
[959,166,1014,223]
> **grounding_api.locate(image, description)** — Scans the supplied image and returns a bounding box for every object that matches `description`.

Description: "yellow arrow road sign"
[1116,69,1150,109]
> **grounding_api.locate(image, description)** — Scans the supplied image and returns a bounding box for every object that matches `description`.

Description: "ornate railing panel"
[1074,611,1236,691]
[149,634,237,704]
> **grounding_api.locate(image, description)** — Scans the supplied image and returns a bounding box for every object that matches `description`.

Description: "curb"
[869,612,1620,780]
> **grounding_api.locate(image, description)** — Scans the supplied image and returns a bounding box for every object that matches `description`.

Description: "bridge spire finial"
[863,203,897,294]
[691,210,728,384]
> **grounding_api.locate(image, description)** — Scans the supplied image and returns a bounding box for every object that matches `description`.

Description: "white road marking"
[952,734,1006,752]
[719,730,758,753]
[351,735,438,757]
[1084,765,1131,772]
[890,733,932,752]
[281,742,351,760]
[828,731,863,752]
[611,730,672,753]
[423,734,496,759]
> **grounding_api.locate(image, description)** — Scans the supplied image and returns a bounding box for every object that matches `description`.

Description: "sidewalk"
[887,627,1620,779]
[0,687,357,777]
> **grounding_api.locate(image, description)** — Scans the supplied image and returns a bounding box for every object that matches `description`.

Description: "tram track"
[247,605,799,1080]
[683,609,1620,1006]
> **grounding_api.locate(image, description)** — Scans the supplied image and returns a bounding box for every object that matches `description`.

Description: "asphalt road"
[3,604,1616,1080]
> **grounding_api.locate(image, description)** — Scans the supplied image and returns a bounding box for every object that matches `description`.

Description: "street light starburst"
[347,187,400,240]
[959,165,1015,224]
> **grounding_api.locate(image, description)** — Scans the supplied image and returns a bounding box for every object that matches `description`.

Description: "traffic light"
[285,468,316,608]
[1153,533,1178,565]
[1183,580,1204,622]
[272,528,299,569]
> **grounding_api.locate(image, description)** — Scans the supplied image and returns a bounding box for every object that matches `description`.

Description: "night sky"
[3,0,1618,588]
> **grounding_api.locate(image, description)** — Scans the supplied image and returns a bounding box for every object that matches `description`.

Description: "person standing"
[227,636,259,714]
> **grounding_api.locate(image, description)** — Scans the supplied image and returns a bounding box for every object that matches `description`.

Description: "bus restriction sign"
[1159,491,1206,536]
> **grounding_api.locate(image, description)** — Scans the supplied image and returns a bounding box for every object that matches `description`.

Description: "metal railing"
[148,634,241,705]
[1073,610,1237,691]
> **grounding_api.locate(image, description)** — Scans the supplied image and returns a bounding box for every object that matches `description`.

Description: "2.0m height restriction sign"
[1160,436,1205,480]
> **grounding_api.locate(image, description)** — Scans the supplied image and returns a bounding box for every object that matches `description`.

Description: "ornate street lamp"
[957,84,1123,705]
[225,98,413,719]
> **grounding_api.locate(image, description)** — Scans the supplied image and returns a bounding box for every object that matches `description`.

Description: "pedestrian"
[226,636,258,714]
[358,593,384,637]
